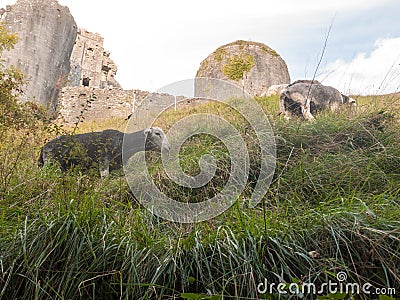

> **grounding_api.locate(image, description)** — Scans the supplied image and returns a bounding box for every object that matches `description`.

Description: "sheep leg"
[99,158,110,178]
[302,100,315,121]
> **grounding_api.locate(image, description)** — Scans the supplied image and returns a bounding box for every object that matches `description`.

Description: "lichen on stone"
[261,45,278,57]
[221,54,255,81]
[214,48,226,62]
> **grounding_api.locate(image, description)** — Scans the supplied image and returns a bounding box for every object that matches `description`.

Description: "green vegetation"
[222,53,255,81]
[214,48,226,62]
[0,25,399,299]
[197,41,280,79]
[1,93,399,299]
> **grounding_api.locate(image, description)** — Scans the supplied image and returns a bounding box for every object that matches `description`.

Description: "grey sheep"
[38,127,170,177]
[280,81,356,121]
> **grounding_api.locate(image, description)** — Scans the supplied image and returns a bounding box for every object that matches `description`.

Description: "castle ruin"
[196,40,290,97]
[57,27,187,124]
[68,28,121,89]
[1,1,291,125]
[0,0,77,112]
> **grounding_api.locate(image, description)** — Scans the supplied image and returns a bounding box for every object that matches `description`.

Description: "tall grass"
[0,95,399,299]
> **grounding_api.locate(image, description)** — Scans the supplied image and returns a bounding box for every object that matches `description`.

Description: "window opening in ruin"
[82,77,90,87]
[102,65,111,72]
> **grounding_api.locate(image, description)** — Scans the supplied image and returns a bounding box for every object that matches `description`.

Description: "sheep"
[279,81,356,121]
[38,127,170,177]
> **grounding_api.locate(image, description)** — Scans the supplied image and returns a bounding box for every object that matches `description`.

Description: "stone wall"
[0,0,77,112]
[57,26,129,123]
[0,0,242,123]
[57,87,196,124]
[58,87,137,124]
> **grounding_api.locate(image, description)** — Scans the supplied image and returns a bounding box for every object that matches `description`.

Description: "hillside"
[0,92,399,299]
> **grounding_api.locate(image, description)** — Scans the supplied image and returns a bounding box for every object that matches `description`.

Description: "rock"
[196,40,290,97]
[1,0,77,112]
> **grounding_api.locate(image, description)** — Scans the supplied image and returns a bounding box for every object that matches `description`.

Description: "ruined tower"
[68,28,121,89]
[0,0,77,111]
[196,40,290,97]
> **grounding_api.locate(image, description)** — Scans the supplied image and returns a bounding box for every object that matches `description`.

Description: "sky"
[1,0,400,95]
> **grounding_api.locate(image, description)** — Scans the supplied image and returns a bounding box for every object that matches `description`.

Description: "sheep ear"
[144,128,152,136]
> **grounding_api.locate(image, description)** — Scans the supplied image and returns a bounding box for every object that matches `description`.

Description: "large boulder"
[196,40,290,97]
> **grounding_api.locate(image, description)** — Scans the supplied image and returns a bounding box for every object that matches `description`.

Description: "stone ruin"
[0,0,77,112]
[196,40,290,97]
[57,86,207,125]
[0,0,185,124]
[59,28,214,124]
[57,27,190,124]
[1,1,292,125]
[56,26,132,124]
[68,28,121,90]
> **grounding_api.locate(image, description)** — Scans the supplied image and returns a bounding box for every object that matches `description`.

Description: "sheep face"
[144,127,170,153]
[349,97,357,106]
[341,94,357,106]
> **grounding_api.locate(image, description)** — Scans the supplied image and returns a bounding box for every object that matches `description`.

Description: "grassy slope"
[0,94,399,299]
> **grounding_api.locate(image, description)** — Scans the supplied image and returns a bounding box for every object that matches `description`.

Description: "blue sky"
[1,0,400,95]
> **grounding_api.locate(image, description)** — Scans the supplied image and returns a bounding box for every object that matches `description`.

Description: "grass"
[0,94,399,299]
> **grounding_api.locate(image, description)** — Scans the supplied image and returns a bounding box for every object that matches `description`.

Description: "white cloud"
[318,37,400,95]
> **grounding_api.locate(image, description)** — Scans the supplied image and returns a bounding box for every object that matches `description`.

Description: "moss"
[197,40,280,80]
[262,45,278,56]
[214,48,226,62]
[221,54,255,81]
